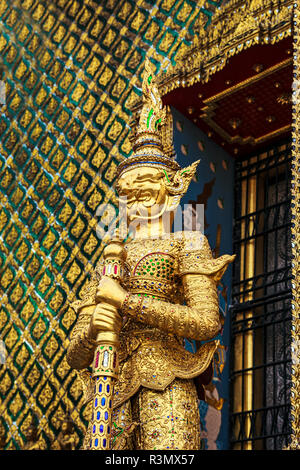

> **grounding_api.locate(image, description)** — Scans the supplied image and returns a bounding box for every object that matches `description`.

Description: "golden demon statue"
[66,59,235,450]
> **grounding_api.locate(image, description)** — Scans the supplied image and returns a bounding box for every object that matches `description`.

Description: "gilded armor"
[67,231,234,448]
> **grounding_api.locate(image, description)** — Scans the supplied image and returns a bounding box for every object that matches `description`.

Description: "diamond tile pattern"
[0,0,218,450]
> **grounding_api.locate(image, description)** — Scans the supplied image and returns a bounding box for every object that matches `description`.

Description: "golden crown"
[116,58,200,196]
[117,58,181,178]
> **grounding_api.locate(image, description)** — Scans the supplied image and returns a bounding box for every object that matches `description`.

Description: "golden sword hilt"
[90,238,127,450]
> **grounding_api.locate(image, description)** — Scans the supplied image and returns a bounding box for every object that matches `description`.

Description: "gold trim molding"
[200,59,292,145]
[288,0,300,451]
[202,58,292,103]
[157,0,294,95]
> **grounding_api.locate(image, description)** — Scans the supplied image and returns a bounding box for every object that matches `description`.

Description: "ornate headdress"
[116,58,200,195]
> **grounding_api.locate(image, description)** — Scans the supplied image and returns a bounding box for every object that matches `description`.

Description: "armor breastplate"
[125,251,178,302]
[70,231,233,409]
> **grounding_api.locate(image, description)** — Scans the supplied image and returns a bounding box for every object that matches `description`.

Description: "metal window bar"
[229,140,292,450]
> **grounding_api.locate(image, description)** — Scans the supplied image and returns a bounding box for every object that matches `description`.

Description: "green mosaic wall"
[0,0,222,449]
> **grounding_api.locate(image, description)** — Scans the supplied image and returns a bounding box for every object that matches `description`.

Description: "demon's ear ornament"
[164,159,200,196]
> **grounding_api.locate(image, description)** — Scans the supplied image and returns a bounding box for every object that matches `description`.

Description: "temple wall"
[0,0,228,449]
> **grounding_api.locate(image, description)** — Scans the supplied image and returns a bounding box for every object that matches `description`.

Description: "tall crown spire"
[117,58,180,178]
[116,59,201,200]
[137,58,166,136]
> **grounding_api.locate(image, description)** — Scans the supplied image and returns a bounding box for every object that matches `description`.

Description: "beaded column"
[90,239,127,450]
